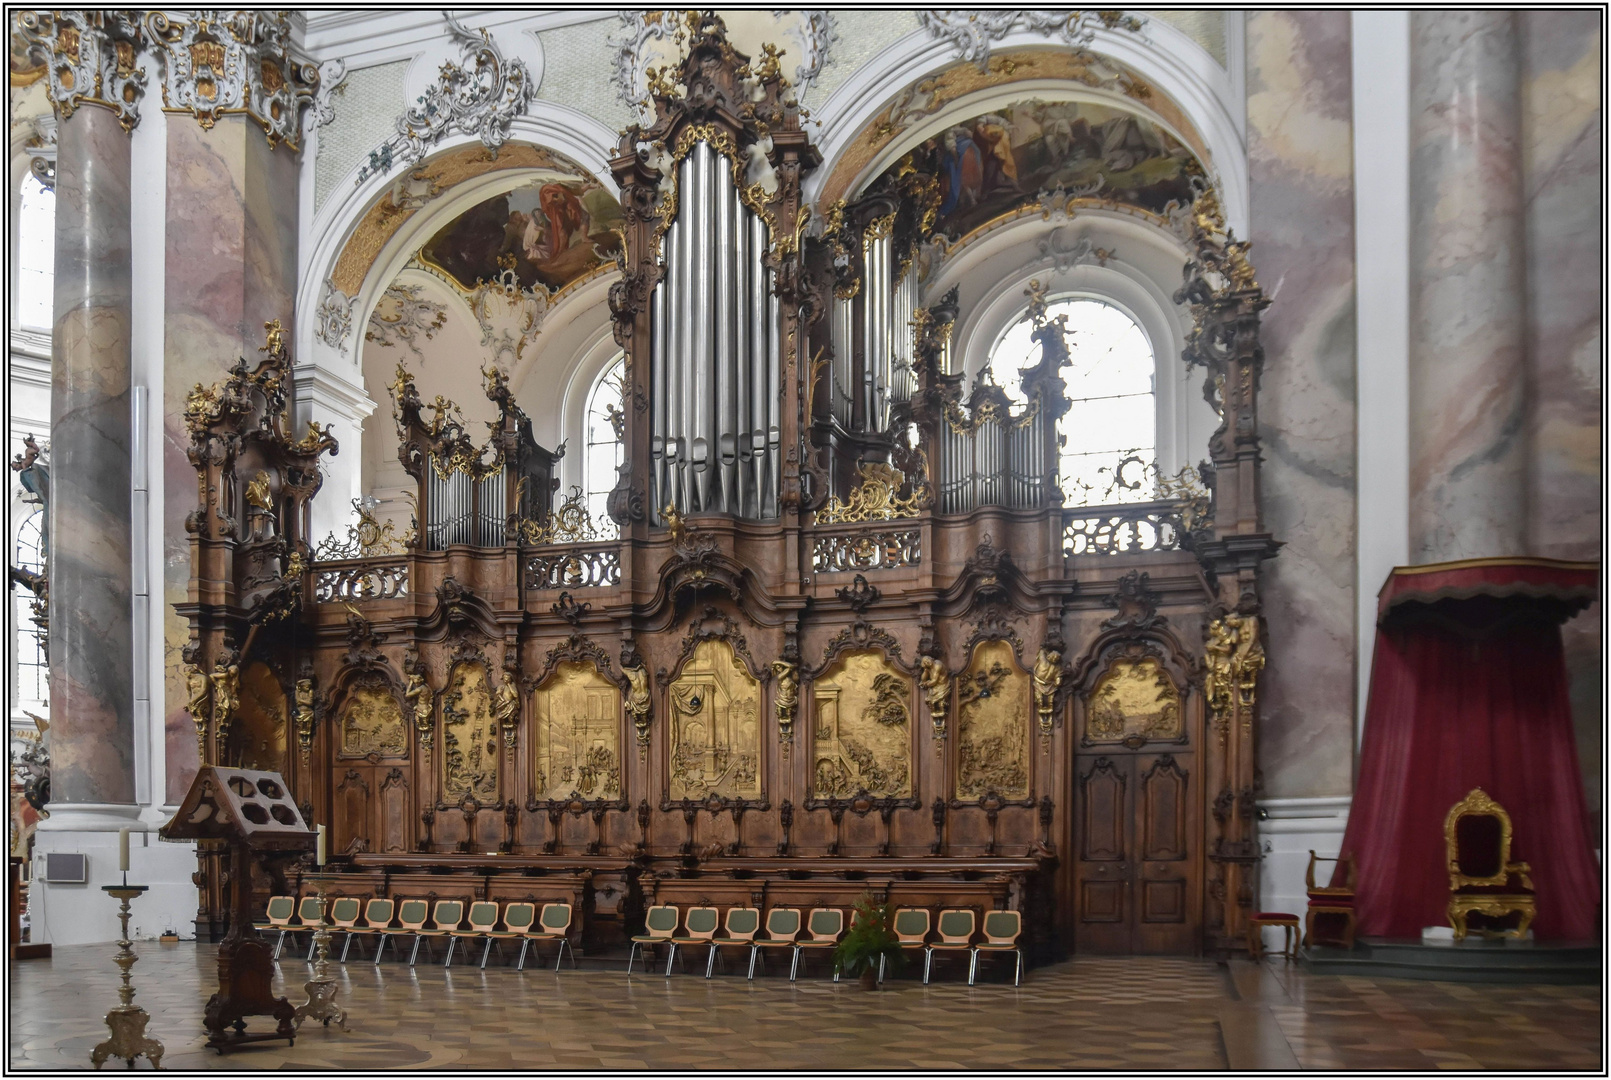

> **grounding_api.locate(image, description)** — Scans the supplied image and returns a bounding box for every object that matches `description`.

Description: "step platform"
[1301,936,1600,984]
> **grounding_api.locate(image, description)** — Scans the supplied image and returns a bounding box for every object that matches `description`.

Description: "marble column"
[1407,11,1528,563]
[162,116,301,802]
[47,105,137,813]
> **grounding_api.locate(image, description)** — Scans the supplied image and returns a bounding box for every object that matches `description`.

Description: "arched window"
[988,298,1156,505]
[582,354,625,535]
[16,173,55,330]
[12,508,47,709]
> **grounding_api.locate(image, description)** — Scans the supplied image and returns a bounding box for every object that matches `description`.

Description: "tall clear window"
[12,508,48,709]
[582,354,625,535]
[16,173,55,330]
[988,298,1156,504]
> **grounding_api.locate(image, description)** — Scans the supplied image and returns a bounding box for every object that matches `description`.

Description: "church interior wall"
[6,8,1601,951]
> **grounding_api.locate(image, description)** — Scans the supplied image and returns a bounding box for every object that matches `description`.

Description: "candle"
[316,824,327,866]
[119,828,130,872]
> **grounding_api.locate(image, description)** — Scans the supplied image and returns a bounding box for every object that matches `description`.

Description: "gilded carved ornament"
[815,462,927,525]
[918,655,951,745]
[293,676,315,760]
[185,662,210,761]
[15,10,146,130]
[209,657,240,762]
[623,663,652,757]
[771,659,800,751]
[403,664,434,762]
[491,671,520,759]
[1204,614,1263,743]
[1032,646,1063,739]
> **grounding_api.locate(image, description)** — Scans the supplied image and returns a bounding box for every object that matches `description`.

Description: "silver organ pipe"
[830,297,853,428]
[890,261,917,409]
[649,138,781,521]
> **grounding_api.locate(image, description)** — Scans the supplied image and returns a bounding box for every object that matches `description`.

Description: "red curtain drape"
[1337,560,1600,942]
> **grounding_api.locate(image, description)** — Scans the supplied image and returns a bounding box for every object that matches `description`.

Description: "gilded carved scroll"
[442,661,500,801]
[668,639,762,800]
[532,660,622,800]
[1087,657,1181,743]
[339,676,408,758]
[955,640,1031,799]
[810,650,913,799]
[235,662,287,773]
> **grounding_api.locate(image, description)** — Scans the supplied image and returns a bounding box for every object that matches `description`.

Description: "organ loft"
[174,14,1277,960]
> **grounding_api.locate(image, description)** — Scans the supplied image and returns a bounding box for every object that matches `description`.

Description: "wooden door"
[1073,749,1198,954]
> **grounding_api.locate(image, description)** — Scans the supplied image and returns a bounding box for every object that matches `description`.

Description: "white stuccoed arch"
[291,102,625,541]
[804,18,1248,236]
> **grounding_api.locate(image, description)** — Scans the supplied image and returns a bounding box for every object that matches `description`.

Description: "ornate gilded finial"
[1024,278,1050,326]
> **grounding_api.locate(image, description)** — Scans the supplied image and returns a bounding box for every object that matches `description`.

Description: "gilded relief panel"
[235,662,286,774]
[532,660,622,800]
[668,640,762,801]
[339,677,409,759]
[442,661,499,801]
[1087,657,1181,743]
[955,640,1031,799]
[811,651,913,799]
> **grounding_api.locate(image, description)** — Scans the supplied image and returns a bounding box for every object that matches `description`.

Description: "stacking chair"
[393,899,430,965]
[748,907,801,979]
[342,897,395,962]
[924,909,977,983]
[627,905,679,976]
[254,896,296,960]
[446,901,500,968]
[706,907,760,978]
[665,906,720,975]
[881,907,931,982]
[794,908,845,981]
[969,910,1023,986]
[526,902,577,971]
[326,897,362,961]
[295,895,325,961]
[405,902,463,967]
[482,902,536,969]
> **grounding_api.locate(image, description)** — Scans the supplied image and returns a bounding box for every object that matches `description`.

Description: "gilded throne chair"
[1445,788,1536,941]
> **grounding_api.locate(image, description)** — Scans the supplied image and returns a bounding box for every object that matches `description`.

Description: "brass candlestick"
[91,882,165,1070]
[292,875,348,1032]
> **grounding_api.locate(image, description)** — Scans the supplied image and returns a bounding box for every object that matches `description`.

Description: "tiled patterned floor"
[7,942,1601,1071]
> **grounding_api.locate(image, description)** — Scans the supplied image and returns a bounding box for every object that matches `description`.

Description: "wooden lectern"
[160,767,314,1052]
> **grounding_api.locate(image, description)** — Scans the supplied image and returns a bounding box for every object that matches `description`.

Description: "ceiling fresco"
[418,177,624,295]
[890,99,1200,241]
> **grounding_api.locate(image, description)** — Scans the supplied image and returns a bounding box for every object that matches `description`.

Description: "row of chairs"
[254,896,575,971]
[630,904,1024,986]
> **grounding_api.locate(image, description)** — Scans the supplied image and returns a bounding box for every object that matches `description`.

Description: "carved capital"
[15,10,147,131]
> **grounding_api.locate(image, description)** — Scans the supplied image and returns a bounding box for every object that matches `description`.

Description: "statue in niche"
[919,655,951,739]
[1033,646,1063,735]
[623,662,651,749]
[404,669,434,746]
[491,677,520,754]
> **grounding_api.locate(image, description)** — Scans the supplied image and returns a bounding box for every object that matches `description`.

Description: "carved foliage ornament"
[15,10,146,130]
[815,462,928,525]
[313,281,359,353]
[357,15,533,184]
[918,10,1145,71]
[143,10,337,149]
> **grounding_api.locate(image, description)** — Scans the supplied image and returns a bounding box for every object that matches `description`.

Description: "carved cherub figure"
[918,655,950,718]
[185,664,210,719]
[771,659,799,714]
[404,670,433,733]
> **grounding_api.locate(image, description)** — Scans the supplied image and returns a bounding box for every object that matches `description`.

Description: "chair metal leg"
[408,935,423,966]
[480,938,494,969]
[516,938,531,972]
[443,938,456,968]
[555,937,573,972]
[923,948,933,984]
[706,945,718,979]
[374,934,389,965]
[832,957,841,983]
[273,930,286,960]
[878,954,885,984]
[968,949,978,986]
[625,941,638,976]
[1014,950,1022,986]
[306,933,317,962]
[747,946,758,980]
[665,942,677,976]
[789,947,801,982]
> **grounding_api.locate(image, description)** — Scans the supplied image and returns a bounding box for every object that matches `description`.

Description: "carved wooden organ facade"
[181,16,1277,959]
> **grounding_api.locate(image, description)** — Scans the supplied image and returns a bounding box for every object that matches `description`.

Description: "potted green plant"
[834,893,905,989]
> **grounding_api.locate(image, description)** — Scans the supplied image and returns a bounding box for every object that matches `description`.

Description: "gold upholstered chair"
[627,904,679,976]
[923,908,977,984]
[969,910,1024,986]
[748,907,801,979]
[525,902,577,971]
[665,906,719,975]
[254,896,296,960]
[705,907,761,978]
[794,907,845,981]
[445,901,500,968]
[342,897,396,964]
[409,899,464,966]
[1445,788,1536,941]
[880,907,931,983]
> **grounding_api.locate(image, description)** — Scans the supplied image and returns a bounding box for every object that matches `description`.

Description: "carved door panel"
[1073,750,1197,954]
[333,768,372,856]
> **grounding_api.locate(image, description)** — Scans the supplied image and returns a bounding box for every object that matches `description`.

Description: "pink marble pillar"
[162,116,300,802]
[49,106,135,807]
[1244,11,1358,799]
[1407,11,1528,562]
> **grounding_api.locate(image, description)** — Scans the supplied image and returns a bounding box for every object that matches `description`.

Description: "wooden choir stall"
[177,15,1278,964]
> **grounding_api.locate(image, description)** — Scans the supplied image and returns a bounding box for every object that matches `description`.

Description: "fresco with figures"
[419,178,624,294]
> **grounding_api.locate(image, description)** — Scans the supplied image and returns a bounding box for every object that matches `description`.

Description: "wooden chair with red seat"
[1304,850,1357,949]
[1445,787,1536,941]
[1247,912,1301,961]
